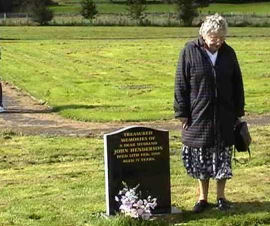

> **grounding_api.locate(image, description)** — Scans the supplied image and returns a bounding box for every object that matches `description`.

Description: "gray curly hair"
[199,14,228,37]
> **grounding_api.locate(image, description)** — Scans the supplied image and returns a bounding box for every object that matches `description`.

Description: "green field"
[203,2,270,15]
[3,2,270,26]
[1,21,270,226]
[1,26,270,122]
[49,1,270,15]
[0,126,269,225]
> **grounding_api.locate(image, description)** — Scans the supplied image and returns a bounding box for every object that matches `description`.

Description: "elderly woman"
[174,14,245,213]
[0,83,4,112]
[0,49,4,112]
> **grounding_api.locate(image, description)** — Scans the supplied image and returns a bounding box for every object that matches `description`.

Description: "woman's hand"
[179,117,189,129]
[235,117,242,126]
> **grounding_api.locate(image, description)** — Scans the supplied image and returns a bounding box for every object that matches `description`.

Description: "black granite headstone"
[104,126,171,216]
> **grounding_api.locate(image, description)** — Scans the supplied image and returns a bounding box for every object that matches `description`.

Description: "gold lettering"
[123,159,135,163]
[114,148,129,155]
[123,143,136,148]
[116,154,129,159]
[140,157,155,162]
[140,153,150,157]
[121,137,148,143]
[129,146,163,153]
[123,131,153,137]
[136,141,158,147]
[129,153,140,158]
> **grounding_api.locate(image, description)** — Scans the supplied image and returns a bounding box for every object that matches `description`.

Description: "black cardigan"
[174,37,245,148]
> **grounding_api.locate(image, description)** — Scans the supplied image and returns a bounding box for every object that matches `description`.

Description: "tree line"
[0,0,269,26]
[0,0,56,13]
[213,0,270,2]
[1,0,270,12]
[0,0,56,25]
[110,0,270,2]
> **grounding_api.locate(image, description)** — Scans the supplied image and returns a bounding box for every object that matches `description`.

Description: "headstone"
[104,126,171,216]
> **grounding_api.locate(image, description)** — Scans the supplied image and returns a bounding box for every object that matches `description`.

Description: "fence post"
[26,13,29,24]
[4,12,6,21]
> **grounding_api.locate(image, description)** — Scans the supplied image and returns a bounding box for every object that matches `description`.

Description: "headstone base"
[152,206,181,216]
[151,206,183,223]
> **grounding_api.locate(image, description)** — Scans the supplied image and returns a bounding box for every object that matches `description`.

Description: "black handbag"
[233,121,252,162]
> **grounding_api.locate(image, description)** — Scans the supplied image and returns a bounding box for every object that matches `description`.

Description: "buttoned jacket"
[174,37,245,148]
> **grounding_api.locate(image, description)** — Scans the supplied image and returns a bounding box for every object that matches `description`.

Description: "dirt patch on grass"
[0,82,269,137]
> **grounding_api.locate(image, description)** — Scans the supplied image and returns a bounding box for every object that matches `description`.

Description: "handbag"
[233,121,252,162]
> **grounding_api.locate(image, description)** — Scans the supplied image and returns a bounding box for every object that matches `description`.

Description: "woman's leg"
[198,179,210,201]
[193,179,210,213]
[216,179,231,210]
[216,179,226,199]
[0,82,2,106]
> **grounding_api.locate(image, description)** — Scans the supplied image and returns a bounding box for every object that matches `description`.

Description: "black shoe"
[216,198,231,211]
[193,200,209,213]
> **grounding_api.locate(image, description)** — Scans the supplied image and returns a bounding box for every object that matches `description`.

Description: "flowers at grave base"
[115,182,157,220]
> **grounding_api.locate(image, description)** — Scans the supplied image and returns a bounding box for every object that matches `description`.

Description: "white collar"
[205,49,218,57]
[205,49,218,66]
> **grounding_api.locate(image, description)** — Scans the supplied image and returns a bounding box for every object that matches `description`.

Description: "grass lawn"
[1,26,270,122]
[0,125,269,225]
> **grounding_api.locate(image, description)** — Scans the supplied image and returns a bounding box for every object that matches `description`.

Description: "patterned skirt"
[182,144,233,180]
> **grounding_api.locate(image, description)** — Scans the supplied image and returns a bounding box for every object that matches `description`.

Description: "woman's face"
[203,32,225,53]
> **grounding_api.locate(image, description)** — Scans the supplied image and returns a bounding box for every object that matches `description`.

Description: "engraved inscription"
[114,130,162,164]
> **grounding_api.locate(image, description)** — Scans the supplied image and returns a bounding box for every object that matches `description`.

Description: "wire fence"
[0,13,32,25]
[0,13,31,19]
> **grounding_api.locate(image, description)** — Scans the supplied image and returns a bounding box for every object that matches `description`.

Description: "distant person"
[0,82,4,112]
[0,47,4,112]
[174,14,245,213]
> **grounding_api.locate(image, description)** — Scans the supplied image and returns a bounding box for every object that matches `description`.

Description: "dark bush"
[175,0,209,26]
[80,0,98,22]
[30,0,54,25]
[213,0,270,3]
[126,0,147,25]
